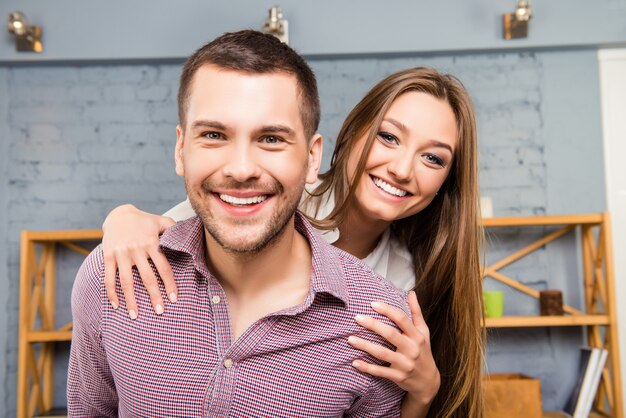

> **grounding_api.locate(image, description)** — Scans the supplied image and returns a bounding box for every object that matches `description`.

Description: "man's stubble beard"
[186,176,305,255]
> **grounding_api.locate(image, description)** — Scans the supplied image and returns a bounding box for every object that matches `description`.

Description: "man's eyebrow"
[258,125,296,136]
[190,120,227,131]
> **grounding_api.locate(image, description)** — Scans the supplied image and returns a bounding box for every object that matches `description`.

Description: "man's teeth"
[373,177,407,197]
[220,194,267,205]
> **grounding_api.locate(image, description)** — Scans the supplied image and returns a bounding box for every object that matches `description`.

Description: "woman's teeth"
[220,194,267,205]
[373,177,407,197]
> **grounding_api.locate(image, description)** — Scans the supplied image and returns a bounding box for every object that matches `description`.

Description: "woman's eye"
[424,153,445,167]
[377,131,398,145]
[204,131,223,140]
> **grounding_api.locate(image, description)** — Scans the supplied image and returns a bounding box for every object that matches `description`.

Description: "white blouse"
[164,192,415,292]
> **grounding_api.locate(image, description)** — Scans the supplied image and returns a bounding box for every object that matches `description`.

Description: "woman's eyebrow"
[383,118,454,154]
[427,139,454,154]
[382,118,409,133]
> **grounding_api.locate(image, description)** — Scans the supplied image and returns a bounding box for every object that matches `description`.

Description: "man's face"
[175,64,322,253]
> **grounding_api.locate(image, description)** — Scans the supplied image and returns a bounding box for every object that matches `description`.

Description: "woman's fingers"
[148,247,177,303]
[351,359,409,384]
[407,290,430,337]
[355,314,421,355]
[133,253,165,315]
[116,253,139,319]
[103,252,120,310]
[348,336,414,370]
[369,300,424,340]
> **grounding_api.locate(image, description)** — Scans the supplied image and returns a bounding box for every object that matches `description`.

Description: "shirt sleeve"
[344,375,404,418]
[162,198,196,222]
[67,246,118,417]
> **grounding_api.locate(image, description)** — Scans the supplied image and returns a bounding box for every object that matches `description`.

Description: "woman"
[102,67,484,418]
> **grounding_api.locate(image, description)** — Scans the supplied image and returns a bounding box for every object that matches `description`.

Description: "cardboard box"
[484,373,542,418]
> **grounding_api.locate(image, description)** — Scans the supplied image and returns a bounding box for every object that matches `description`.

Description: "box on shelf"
[484,373,543,418]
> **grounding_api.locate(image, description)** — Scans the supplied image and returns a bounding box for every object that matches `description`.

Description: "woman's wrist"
[401,392,433,418]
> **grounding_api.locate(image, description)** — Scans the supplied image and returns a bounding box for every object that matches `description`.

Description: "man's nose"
[222,143,262,181]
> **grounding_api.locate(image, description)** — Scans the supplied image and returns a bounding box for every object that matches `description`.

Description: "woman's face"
[346,91,458,225]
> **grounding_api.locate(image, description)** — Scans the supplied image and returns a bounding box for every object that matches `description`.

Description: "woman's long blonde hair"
[304,67,485,418]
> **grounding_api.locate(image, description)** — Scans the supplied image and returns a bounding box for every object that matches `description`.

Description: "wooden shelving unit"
[17,229,102,418]
[482,213,622,417]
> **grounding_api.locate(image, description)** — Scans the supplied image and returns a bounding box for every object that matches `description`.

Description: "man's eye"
[204,132,223,140]
[262,136,282,144]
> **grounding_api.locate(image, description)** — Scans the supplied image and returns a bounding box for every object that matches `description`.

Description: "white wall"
[598,48,626,402]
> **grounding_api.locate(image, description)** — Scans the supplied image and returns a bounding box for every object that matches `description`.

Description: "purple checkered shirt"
[68,212,408,417]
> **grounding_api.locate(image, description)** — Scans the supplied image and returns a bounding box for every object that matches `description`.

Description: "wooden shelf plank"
[543,410,611,417]
[23,229,102,242]
[484,315,610,328]
[27,331,72,343]
[482,213,604,227]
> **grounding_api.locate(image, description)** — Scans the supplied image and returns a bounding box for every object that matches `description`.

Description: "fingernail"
[371,301,381,309]
[111,301,118,310]
[129,310,137,320]
[352,360,362,368]
[169,292,177,303]
[347,336,357,344]
[155,304,164,315]
[355,314,365,323]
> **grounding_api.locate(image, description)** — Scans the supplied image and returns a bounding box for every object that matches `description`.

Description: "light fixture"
[503,0,532,40]
[7,11,43,52]
[262,6,288,45]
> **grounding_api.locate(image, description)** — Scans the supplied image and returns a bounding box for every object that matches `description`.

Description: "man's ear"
[174,125,185,177]
[305,133,323,184]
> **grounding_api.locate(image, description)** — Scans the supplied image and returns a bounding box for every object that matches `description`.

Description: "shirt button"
[224,358,233,369]
[212,295,221,304]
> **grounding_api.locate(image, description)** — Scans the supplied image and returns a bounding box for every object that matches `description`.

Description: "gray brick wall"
[0,49,605,415]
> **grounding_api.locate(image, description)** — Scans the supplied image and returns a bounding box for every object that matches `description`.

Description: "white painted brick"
[83,104,151,123]
[69,85,102,102]
[9,105,82,125]
[28,124,62,142]
[78,142,134,162]
[102,84,137,103]
[137,85,171,102]
[10,141,79,163]
[11,67,79,86]
[149,104,178,123]
[10,85,70,105]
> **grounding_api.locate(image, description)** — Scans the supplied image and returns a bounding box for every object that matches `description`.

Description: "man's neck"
[203,217,312,340]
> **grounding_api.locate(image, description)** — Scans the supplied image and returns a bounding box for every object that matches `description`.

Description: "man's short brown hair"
[178,30,320,139]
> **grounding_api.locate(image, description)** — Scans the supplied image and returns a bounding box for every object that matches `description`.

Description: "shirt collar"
[294,211,349,306]
[159,216,210,278]
[159,212,349,306]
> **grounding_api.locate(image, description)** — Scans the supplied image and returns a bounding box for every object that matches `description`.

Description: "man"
[68,30,408,417]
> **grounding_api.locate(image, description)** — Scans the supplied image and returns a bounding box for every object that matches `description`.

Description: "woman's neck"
[334,213,390,259]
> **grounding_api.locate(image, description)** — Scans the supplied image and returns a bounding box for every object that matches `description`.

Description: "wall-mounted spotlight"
[262,6,288,45]
[7,11,43,52]
[503,0,532,40]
